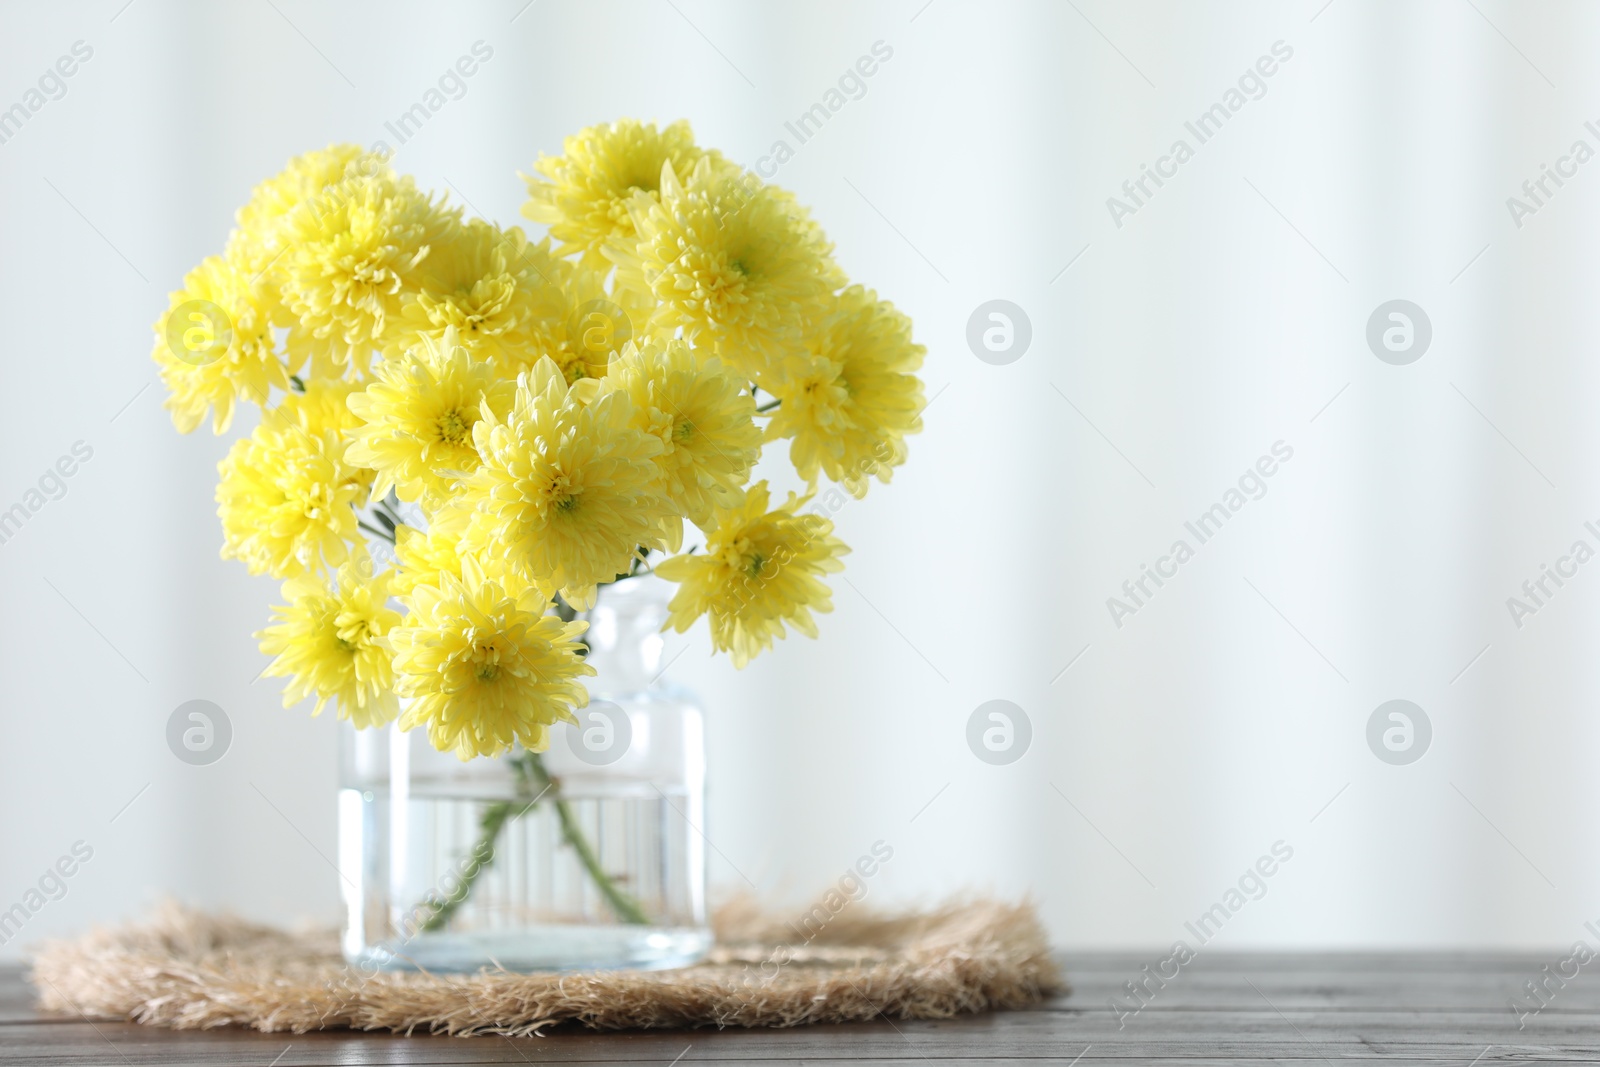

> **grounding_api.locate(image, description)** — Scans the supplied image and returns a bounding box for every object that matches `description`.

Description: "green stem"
[416,762,538,932]
[372,495,406,530]
[413,751,650,932]
[357,519,395,543]
[523,754,651,926]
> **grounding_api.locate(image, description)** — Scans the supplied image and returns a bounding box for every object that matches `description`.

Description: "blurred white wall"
[3,0,1599,957]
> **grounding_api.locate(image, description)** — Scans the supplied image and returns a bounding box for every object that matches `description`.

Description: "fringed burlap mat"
[29,899,1061,1036]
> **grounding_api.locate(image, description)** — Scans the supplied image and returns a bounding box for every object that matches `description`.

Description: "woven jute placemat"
[29,898,1061,1036]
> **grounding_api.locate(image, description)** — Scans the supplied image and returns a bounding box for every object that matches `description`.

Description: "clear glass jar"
[338,575,711,972]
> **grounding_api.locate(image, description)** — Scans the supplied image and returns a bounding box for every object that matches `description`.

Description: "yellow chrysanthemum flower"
[459,358,671,608]
[523,118,709,269]
[438,250,633,388]
[152,255,296,434]
[345,328,515,508]
[272,381,376,499]
[388,218,573,368]
[273,378,361,434]
[655,480,849,667]
[390,507,529,601]
[278,166,458,380]
[597,339,760,540]
[256,558,402,728]
[607,156,845,381]
[216,395,370,578]
[225,140,377,313]
[763,285,925,497]
[537,261,641,384]
[391,518,463,600]
[392,561,594,760]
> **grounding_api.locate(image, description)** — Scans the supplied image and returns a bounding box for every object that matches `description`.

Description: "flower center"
[673,419,695,442]
[472,639,506,682]
[544,473,580,515]
[436,408,471,445]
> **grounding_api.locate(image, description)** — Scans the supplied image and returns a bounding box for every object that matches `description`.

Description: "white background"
[3,0,1598,959]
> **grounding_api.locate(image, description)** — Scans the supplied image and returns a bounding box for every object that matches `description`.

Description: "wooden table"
[3,952,1590,1064]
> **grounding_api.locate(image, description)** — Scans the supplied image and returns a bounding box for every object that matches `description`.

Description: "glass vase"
[338,575,711,972]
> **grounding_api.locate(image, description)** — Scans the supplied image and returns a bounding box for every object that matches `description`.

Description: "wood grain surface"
[4,951,1591,1064]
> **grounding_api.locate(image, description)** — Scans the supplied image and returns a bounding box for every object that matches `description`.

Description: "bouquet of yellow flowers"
[155,120,924,764]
